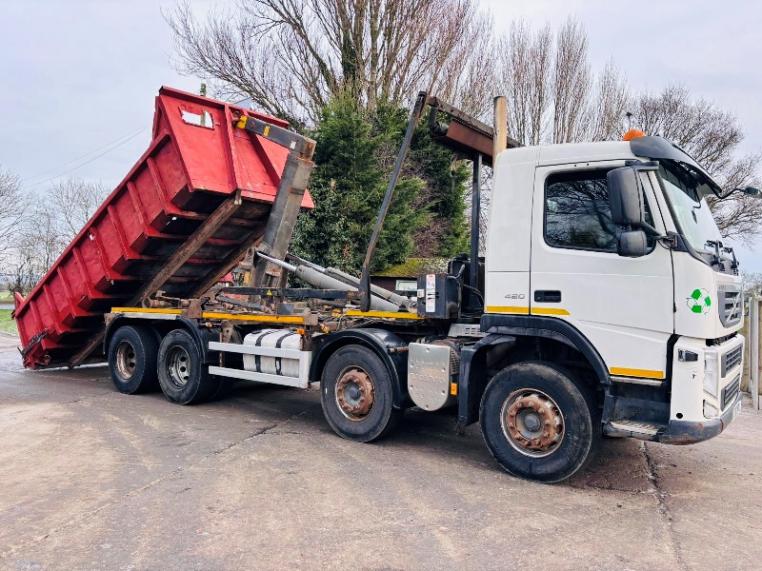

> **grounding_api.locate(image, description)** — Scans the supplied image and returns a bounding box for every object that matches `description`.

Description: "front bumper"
[659,391,742,445]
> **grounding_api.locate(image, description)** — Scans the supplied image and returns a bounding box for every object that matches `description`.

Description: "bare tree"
[0,167,24,265]
[49,178,109,239]
[499,19,622,146]
[173,6,760,242]
[635,86,743,176]
[6,178,106,295]
[589,62,630,141]
[498,22,552,146]
[434,10,499,118]
[167,0,494,125]
[552,19,591,144]
[501,22,530,145]
[7,204,65,295]
[742,271,762,295]
[7,243,38,295]
[527,25,552,145]
[633,86,761,240]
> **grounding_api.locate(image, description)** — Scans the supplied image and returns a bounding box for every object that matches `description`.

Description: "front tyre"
[320,345,402,443]
[480,362,600,483]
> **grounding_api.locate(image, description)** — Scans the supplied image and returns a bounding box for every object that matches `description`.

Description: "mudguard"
[310,328,410,408]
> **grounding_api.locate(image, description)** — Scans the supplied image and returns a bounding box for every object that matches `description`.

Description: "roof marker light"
[623,129,646,141]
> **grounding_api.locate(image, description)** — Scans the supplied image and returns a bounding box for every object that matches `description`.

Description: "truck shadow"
[220,381,655,490]
[11,369,663,492]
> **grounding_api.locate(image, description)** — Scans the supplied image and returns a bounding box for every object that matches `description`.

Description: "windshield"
[658,160,722,253]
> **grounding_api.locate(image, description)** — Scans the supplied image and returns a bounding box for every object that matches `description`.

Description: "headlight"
[704,351,719,397]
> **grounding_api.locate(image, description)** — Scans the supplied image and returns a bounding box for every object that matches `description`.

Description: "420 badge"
[687,288,712,315]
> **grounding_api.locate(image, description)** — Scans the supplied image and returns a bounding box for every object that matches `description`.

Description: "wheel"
[320,345,402,443]
[107,325,159,394]
[479,361,600,483]
[157,329,220,405]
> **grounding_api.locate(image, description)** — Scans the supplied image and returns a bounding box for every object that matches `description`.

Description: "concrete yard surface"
[0,333,761,571]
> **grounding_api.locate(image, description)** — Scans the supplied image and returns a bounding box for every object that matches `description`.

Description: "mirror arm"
[640,221,662,237]
[630,222,674,248]
[717,186,762,199]
[713,188,733,200]
[657,234,677,249]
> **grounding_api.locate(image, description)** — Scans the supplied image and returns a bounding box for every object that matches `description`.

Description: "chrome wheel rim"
[500,388,565,458]
[115,341,137,380]
[166,346,191,388]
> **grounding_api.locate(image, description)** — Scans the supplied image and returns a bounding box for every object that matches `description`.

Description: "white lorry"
[102,93,748,483]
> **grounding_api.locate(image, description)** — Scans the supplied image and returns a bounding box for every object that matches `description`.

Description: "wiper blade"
[704,240,723,267]
[723,246,739,270]
[704,240,739,271]
[705,239,722,252]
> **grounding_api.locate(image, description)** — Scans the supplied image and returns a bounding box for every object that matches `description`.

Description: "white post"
[750,296,760,410]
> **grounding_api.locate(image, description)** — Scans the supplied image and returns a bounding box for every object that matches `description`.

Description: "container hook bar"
[358,91,428,312]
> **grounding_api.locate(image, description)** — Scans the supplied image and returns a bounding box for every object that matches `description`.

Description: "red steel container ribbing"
[13,86,312,369]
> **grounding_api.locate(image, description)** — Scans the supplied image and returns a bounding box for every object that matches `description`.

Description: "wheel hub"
[115,341,137,380]
[335,368,375,420]
[501,390,564,457]
[166,346,191,388]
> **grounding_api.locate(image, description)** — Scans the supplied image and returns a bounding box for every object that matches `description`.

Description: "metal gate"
[745,296,761,410]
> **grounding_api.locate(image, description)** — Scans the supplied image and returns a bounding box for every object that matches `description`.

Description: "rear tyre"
[321,345,402,443]
[157,329,219,405]
[107,325,159,394]
[479,361,600,483]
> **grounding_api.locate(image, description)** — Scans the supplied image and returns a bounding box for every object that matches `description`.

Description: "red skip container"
[14,86,312,369]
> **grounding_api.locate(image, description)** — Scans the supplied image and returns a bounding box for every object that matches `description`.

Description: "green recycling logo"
[687,288,712,315]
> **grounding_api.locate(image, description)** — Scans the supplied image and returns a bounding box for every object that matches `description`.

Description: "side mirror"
[608,167,650,258]
[607,167,645,226]
[618,230,649,257]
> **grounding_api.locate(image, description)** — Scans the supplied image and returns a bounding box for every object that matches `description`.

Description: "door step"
[610,375,663,387]
[604,419,664,439]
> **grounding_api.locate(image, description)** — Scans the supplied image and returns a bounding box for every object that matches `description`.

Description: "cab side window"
[544,169,654,253]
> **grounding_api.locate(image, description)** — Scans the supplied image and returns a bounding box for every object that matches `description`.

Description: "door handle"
[534,290,562,303]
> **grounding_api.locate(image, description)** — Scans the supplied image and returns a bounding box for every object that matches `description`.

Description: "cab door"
[530,163,674,380]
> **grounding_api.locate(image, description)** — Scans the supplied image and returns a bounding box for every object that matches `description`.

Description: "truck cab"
[481,135,743,451]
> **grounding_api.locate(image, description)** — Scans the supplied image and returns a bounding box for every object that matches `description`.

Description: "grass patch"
[0,310,17,335]
[0,291,13,303]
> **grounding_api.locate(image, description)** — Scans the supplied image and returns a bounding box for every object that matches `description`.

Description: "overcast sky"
[2,0,761,268]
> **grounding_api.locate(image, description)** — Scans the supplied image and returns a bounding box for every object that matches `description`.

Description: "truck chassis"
[103,296,610,483]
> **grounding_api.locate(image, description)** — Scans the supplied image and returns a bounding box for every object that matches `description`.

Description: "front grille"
[718,287,742,327]
[721,375,740,410]
[721,344,743,377]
